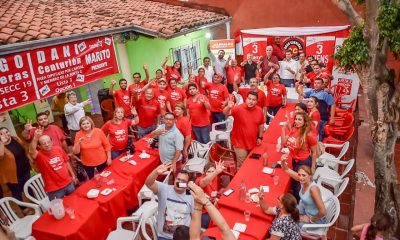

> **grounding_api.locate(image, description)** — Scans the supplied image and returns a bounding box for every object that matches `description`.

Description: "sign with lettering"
[242,36,268,62]
[0,36,119,112]
[306,36,336,72]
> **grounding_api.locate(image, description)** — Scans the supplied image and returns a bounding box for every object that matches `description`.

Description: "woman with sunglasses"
[258,192,301,240]
[281,159,327,227]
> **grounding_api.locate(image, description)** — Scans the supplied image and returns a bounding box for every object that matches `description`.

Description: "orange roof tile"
[0,0,229,46]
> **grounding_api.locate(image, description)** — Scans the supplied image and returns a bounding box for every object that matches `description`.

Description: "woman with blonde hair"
[102,107,139,159]
[281,111,317,201]
[73,116,111,178]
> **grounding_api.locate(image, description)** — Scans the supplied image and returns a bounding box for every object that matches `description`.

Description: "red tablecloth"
[203,104,295,239]
[32,139,160,240]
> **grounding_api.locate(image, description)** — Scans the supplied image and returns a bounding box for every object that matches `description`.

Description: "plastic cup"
[65,208,75,219]
[244,210,251,222]
[273,176,279,186]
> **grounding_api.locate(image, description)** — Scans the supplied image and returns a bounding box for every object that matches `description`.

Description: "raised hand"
[131,106,138,115]
[83,98,92,106]
[111,79,116,86]
[143,64,148,70]
[156,162,172,175]
[34,126,44,139]
[188,181,208,204]
[280,154,289,170]
[215,160,226,174]
[24,119,33,131]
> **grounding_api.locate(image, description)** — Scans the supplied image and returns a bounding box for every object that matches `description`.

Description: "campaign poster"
[210,39,236,61]
[306,36,336,72]
[242,36,268,62]
[282,36,305,60]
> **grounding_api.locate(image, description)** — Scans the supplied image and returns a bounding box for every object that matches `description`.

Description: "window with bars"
[172,41,201,80]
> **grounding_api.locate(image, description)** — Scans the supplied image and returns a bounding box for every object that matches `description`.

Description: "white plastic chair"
[188,141,212,159]
[301,196,340,236]
[184,146,211,173]
[317,142,350,170]
[23,174,50,213]
[107,200,158,240]
[210,116,234,149]
[317,177,349,202]
[0,197,41,240]
[138,171,171,206]
[313,159,354,191]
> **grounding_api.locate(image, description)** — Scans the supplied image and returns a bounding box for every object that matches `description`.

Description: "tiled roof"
[0,0,229,45]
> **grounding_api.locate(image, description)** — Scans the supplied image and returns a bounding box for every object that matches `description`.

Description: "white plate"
[100,170,111,177]
[101,188,113,196]
[128,160,137,166]
[248,188,259,194]
[262,167,274,174]
[233,222,247,232]
[86,189,99,199]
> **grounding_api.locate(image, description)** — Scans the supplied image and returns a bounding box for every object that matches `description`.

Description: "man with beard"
[272,36,285,60]
[109,78,132,118]
[223,92,264,168]
[128,64,150,104]
[22,112,68,153]
[212,50,228,80]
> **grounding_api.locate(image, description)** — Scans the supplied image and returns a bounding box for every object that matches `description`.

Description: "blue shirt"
[304,89,335,106]
[157,124,184,163]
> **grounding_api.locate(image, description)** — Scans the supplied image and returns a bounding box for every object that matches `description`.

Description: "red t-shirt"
[309,110,321,135]
[226,66,243,85]
[195,176,218,198]
[154,88,169,111]
[266,81,287,107]
[166,66,181,83]
[167,88,186,111]
[187,95,211,127]
[175,116,192,137]
[101,119,131,151]
[204,83,229,112]
[238,88,268,108]
[183,82,200,97]
[285,127,318,161]
[29,125,66,148]
[307,71,330,88]
[196,76,208,95]
[128,82,147,105]
[113,89,131,117]
[35,146,71,192]
[74,128,112,166]
[136,96,161,128]
[231,104,264,150]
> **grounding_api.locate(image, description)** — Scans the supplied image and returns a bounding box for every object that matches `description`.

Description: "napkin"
[248,188,259,194]
[233,222,247,232]
[262,167,274,174]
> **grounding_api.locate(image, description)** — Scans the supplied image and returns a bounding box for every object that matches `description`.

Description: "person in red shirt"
[223,92,264,168]
[187,83,211,144]
[234,77,268,121]
[109,78,132,118]
[195,161,225,228]
[162,56,182,83]
[102,107,139,159]
[280,111,317,200]
[128,64,150,104]
[225,57,243,93]
[307,96,321,136]
[265,73,287,123]
[22,112,68,153]
[167,78,187,112]
[29,131,77,200]
[204,73,229,126]
[196,68,208,95]
[174,103,192,160]
[134,88,161,138]
[272,36,285,60]
[141,78,168,115]
[183,74,199,96]
[258,45,280,80]
[302,61,333,89]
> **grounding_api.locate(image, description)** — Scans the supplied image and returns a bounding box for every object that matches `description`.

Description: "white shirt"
[279,59,298,79]
[197,65,214,83]
[64,102,85,131]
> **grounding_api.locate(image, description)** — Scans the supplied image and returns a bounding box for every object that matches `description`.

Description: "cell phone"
[272,163,281,168]
[223,188,234,196]
[249,153,261,159]
[176,182,188,188]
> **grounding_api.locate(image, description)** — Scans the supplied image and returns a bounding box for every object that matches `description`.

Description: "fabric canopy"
[241,25,351,36]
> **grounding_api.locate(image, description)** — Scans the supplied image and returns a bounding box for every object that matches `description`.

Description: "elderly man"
[258,45,279,80]
[64,91,91,143]
[29,128,78,199]
[150,112,184,171]
[145,163,194,240]
[134,88,161,138]
[223,92,264,168]
[225,56,243,93]
[241,53,259,85]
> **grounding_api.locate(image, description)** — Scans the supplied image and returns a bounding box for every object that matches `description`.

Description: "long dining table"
[203,103,296,240]
[32,138,160,240]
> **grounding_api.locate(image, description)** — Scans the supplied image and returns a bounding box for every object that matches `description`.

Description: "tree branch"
[331,0,363,25]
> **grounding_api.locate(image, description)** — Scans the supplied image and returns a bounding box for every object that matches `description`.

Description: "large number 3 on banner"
[316,44,323,54]
[252,44,258,54]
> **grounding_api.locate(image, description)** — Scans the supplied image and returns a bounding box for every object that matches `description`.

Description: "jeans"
[192,125,211,144]
[111,149,126,160]
[201,212,211,229]
[7,171,30,202]
[281,79,295,87]
[291,156,312,202]
[211,112,226,130]
[297,202,326,228]
[267,106,281,124]
[83,161,108,179]
[319,120,327,141]
[47,182,75,200]
[137,124,157,139]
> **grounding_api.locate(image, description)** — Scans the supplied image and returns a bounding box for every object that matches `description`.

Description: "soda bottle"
[94,167,101,188]
[239,179,246,202]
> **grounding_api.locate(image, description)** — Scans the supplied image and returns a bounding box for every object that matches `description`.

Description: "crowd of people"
[0,42,370,240]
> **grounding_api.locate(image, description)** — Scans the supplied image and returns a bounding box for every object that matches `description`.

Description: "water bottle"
[94,167,101,188]
[276,137,282,152]
[239,179,246,202]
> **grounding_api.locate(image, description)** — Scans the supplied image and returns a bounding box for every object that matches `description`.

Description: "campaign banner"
[210,39,236,60]
[242,36,268,62]
[0,36,119,112]
[282,36,305,60]
[306,36,336,72]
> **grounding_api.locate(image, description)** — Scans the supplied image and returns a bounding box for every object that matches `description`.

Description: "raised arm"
[198,161,225,188]
[145,163,172,194]
[281,154,300,181]
[161,56,169,69]
[109,79,116,96]
[222,96,234,116]
[143,64,150,82]
[29,128,43,160]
